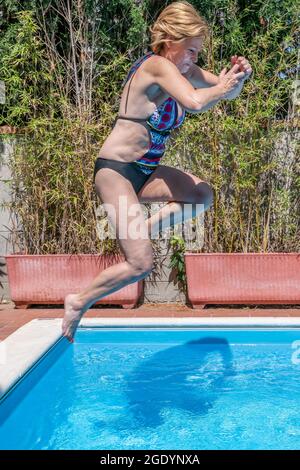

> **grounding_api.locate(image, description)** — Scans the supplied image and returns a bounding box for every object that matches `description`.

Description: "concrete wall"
[0,139,15,302]
[144,232,186,304]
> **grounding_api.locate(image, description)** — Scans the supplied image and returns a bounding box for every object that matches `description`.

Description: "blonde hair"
[150,1,210,54]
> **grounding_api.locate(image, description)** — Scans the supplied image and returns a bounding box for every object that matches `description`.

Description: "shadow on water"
[114,337,235,430]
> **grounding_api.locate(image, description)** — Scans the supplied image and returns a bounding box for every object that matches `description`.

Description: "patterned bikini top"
[116,52,186,168]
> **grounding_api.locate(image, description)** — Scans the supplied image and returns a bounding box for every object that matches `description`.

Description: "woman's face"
[162,37,203,74]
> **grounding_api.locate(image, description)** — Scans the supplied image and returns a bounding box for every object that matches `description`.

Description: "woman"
[63,1,252,342]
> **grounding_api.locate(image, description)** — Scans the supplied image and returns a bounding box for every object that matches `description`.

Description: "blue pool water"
[1,328,300,450]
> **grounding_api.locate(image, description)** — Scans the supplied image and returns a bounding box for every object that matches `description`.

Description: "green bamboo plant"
[0,0,298,263]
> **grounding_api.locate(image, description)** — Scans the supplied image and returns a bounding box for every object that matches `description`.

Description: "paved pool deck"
[1,302,299,340]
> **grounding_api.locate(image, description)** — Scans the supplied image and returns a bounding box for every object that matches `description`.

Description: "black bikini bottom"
[93,157,156,194]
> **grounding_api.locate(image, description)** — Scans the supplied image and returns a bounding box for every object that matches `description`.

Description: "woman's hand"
[231,55,253,80]
[218,57,252,100]
[217,63,246,96]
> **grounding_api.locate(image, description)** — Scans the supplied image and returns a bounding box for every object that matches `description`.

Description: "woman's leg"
[62,168,153,342]
[144,201,206,237]
[137,164,214,236]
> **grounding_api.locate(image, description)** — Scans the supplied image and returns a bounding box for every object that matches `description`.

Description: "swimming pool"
[1,321,300,450]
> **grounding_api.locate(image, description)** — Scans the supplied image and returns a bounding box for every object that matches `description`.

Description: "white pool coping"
[1,316,300,400]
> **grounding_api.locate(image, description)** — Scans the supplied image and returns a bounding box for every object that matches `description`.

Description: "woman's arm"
[187,58,252,101]
[187,64,220,88]
[183,65,226,111]
[150,56,226,113]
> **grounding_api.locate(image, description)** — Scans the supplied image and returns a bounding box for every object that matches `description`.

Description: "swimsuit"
[93,52,186,194]
[93,157,155,194]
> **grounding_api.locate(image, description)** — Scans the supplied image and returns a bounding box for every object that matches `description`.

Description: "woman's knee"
[193,182,214,209]
[127,244,154,276]
[129,257,154,277]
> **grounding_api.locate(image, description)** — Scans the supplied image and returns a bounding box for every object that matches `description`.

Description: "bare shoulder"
[142,56,212,89]
[143,54,180,78]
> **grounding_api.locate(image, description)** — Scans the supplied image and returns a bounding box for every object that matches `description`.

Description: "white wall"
[0,139,15,302]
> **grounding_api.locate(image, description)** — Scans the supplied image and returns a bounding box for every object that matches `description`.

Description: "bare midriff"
[98,119,151,162]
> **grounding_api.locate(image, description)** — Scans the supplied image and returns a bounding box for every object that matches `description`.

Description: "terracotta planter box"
[185,253,300,309]
[5,254,143,309]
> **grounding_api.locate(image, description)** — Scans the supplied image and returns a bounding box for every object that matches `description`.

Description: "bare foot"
[62,294,84,343]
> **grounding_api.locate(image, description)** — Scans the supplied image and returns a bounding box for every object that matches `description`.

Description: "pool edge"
[1,316,300,400]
